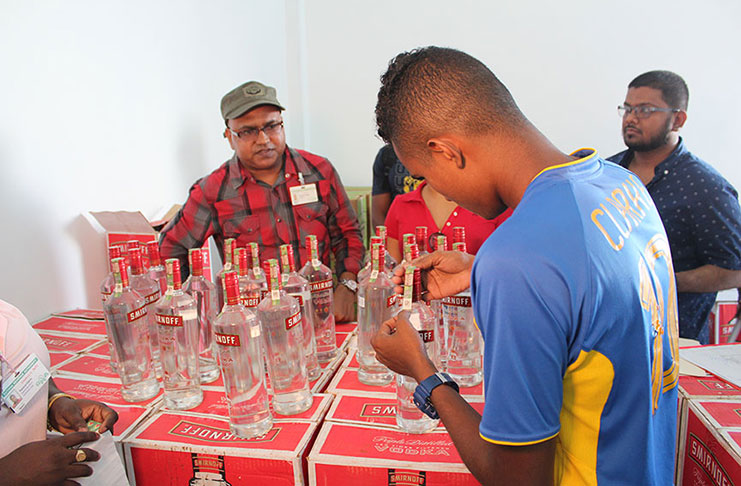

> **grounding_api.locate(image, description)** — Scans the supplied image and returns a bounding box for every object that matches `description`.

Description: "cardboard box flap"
[89,211,155,234]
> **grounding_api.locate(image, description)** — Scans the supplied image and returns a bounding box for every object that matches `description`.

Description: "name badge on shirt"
[290,183,319,206]
[1,353,50,414]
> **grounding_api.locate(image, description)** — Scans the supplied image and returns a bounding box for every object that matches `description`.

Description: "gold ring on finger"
[75,449,87,462]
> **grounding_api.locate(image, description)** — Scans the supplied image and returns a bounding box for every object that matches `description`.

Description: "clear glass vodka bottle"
[298,235,337,363]
[396,266,439,434]
[257,259,312,415]
[430,235,448,369]
[103,257,160,402]
[280,244,320,381]
[236,247,263,310]
[442,239,482,386]
[212,271,272,438]
[375,225,398,271]
[146,240,167,295]
[216,238,237,310]
[101,245,122,304]
[183,248,221,384]
[154,259,203,410]
[129,246,162,377]
[415,226,429,256]
[357,242,396,385]
[359,236,394,282]
[101,245,123,372]
[247,242,268,300]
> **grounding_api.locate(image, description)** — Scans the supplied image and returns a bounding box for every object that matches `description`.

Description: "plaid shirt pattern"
[160,147,364,280]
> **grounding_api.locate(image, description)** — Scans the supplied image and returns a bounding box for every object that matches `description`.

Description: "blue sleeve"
[472,250,572,445]
[688,171,741,270]
[372,146,392,195]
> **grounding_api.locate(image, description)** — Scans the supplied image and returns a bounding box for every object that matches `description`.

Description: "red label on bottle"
[290,294,304,306]
[260,290,270,299]
[310,279,333,293]
[285,310,301,331]
[144,291,160,305]
[214,332,241,347]
[241,296,260,308]
[127,305,147,323]
[155,314,183,327]
[418,329,434,343]
[441,295,471,307]
[386,294,397,308]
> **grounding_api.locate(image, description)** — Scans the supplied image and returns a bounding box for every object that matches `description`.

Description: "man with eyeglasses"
[608,70,741,343]
[160,81,364,322]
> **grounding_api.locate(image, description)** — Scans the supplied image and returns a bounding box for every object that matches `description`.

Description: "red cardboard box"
[709,301,740,344]
[677,400,741,485]
[308,422,478,485]
[51,375,162,409]
[54,353,118,381]
[37,331,104,354]
[123,411,319,485]
[325,394,486,431]
[336,331,354,352]
[52,308,105,320]
[49,352,76,369]
[33,315,107,336]
[327,360,485,400]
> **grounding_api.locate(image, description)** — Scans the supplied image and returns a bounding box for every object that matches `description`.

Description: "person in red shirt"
[159,81,364,321]
[385,181,511,261]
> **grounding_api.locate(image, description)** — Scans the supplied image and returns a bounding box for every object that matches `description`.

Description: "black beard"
[624,117,673,152]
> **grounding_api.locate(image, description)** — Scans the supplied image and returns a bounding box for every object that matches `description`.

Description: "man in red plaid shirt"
[159,81,364,321]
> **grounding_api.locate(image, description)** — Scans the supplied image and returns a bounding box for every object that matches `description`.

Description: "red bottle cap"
[223,271,239,305]
[453,227,466,245]
[146,241,161,266]
[129,247,145,275]
[189,248,203,276]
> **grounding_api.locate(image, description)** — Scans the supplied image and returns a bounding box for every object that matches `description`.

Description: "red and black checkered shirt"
[160,147,364,280]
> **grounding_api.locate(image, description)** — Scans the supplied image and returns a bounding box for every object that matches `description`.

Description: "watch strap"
[413,372,459,420]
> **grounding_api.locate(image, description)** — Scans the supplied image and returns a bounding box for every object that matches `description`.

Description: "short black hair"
[629,70,689,111]
[375,46,525,153]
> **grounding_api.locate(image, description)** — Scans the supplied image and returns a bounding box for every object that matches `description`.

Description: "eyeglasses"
[227,121,284,141]
[617,105,680,119]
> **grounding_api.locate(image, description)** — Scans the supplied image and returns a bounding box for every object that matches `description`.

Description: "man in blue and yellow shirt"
[372,47,677,485]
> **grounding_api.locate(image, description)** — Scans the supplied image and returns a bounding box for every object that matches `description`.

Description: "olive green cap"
[220,81,285,121]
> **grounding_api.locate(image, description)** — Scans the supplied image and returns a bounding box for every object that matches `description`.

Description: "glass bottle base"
[396,415,439,434]
[164,388,204,410]
[273,389,313,415]
[358,367,394,386]
[121,378,160,403]
[449,370,482,388]
[230,414,273,439]
[316,347,338,364]
[199,364,221,384]
[307,364,322,381]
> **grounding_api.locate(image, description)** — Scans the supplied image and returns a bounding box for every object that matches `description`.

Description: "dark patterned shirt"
[160,147,364,281]
[371,144,423,199]
[609,138,741,341]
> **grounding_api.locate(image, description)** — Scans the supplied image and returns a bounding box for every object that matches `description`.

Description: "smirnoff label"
[144,291,160,305]
[285,310,301,331]
[127,305,146,323]
[388,470,426,486]
[288,293,304,306]
[241,296,260,308]
[310,279,333,293]
[170,420,280,443]
[387,294,397,308]
[418,329,434,343]
[155,314,183,327]
[441,295,471,307]
[361,403,396,418]
[214,332,241,347]
[687,433,733,485]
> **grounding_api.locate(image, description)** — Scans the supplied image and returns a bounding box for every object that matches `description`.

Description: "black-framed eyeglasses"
[618,105,680,119]
[227,121,284,141]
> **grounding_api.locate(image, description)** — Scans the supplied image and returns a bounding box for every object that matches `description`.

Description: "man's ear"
[672,110,687,131]
[224,127,237,150]
[427,137,465,169]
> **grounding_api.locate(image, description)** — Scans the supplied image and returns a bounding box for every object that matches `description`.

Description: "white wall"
[1,0,740,321]
[0,1,293,322]
[300,0,741,189]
